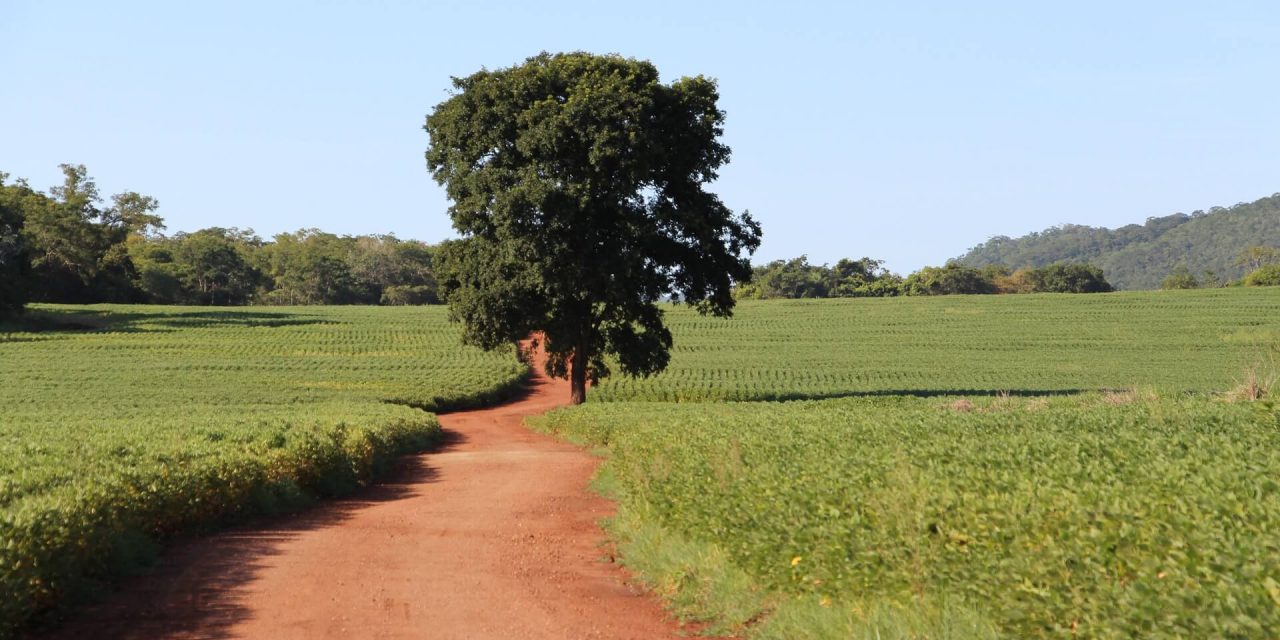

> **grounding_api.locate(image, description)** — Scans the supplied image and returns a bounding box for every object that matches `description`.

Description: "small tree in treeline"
[425,52,761,404]
[1023,263,1113,293]
[1161,265,1202,290]
[736,256,902,299]
[735,259,1113,297]
[902,262,998,295]
[1243,264,1280,287]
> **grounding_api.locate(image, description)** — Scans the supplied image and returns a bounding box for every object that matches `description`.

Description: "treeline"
[735,257,1114,299]
[0,165,441,317]
[132,227,439,306]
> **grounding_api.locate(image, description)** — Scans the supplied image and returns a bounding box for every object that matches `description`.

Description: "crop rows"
[0,305,526,634]
[593,289,1280,402]
[537,394,1280,638]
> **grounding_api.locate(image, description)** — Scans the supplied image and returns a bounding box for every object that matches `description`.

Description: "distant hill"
[956,193,1280,289]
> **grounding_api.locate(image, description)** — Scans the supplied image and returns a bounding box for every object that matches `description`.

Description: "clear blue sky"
[3,1,1277,273]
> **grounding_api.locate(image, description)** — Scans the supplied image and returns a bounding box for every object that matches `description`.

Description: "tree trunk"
[569,342,588,405]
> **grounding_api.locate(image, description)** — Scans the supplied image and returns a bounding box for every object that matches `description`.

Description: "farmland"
[3,289,1280,637]
[537,394,1280,638]
[548,288,1280,638]
[592,289,1280,401]
[0,305,526,633]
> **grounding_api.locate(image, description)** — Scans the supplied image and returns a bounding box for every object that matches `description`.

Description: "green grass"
[593,289,1280,401]
[0,304,527,635]
[535,394,1280,639]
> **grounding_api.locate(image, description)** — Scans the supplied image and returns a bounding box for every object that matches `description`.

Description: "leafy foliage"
[1161,265,1203,290]
[1244,263,1280,287]
[2,167,445,306]
[735,256,902,299]
[2,165,153,303]
[425,52,760,402]
[538,395,1280,638]
[0,176,31,319]
[736,259,1111,298]
[0,305,527,633]
[901,262,997,295]
[958,193,1280,289]
[1022,262,1112,293]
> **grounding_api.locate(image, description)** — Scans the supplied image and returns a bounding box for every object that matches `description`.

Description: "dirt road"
[43,358,687,639]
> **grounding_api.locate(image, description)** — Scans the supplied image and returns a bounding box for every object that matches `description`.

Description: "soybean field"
[538,393,1280,639]
[593,288,1280,402]
[538,287,1280,638]
[5,289,1280,638]
[0,305,526,634]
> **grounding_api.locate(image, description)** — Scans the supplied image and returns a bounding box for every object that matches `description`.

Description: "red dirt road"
[42,360,690,639]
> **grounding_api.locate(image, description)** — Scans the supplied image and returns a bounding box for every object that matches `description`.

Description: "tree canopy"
[733,258,1114,298]
[0,174,31,318]
[1023,262,1112,293]
[902,262,998,296]
[1161,265,1203,290]
[735,256,901,299]
[425,52,761,403]
[1243,263,1280,287]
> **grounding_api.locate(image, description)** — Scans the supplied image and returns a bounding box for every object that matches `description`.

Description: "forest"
[0,165,441,314]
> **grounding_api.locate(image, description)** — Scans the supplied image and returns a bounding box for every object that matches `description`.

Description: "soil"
[41,347,692,639]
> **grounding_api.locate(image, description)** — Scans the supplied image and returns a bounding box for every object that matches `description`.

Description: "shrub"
[380,284,439,305]
[1025,262,1113,293]
[1161,265,1201,290]
[902,263,996,296]
[1243,263,1280,287]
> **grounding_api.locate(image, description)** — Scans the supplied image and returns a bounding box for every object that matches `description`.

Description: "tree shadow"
[1,308,333,341]
[25,363,544,640]
[699,388,1099,403]
[30,452,446,640]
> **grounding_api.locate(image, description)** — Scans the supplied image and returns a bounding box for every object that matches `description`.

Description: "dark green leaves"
[425,52,760,395]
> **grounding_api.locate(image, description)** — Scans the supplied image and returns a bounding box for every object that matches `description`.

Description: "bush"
[1161,265,1201,290]
[381,284,439,305]
[1025,262,1113,293]
[902,263,996,296]
[1243,263,1280,287]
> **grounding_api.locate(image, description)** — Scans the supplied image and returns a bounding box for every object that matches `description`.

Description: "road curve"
[41,349,689,639]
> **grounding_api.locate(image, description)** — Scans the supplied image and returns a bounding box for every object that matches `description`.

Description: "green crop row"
[592,289,1280,402]
[535,395,1280,638]
[0,305,527,635]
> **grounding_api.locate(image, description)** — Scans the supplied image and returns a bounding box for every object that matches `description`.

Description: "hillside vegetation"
[957,193,1280,289]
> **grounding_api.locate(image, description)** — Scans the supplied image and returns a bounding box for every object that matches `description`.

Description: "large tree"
[0,174,31,319]
[425,52,761,403]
